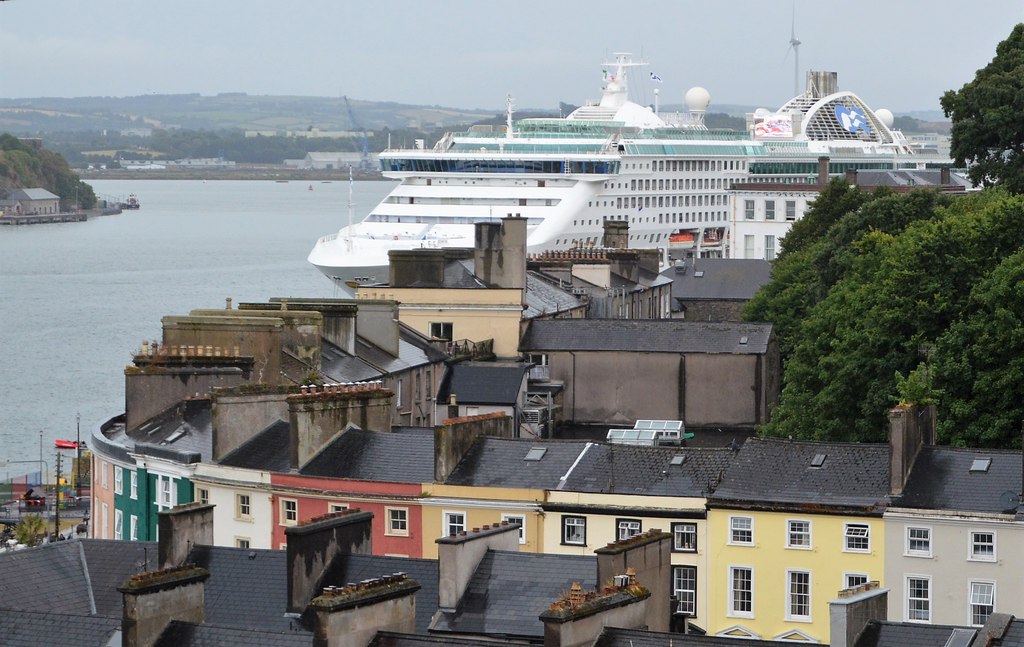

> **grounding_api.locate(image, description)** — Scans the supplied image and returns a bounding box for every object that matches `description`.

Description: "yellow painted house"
[705,438,890,643]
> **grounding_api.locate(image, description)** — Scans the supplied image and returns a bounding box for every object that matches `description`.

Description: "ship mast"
[505,94,515,139]
[345,166,354,252]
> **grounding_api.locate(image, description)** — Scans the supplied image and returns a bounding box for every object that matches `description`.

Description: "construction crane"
[343,96,372,172]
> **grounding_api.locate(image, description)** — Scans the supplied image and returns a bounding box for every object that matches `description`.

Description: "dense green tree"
[15,514,46,547]
[0,134,96,208]
[941,23,1024,193]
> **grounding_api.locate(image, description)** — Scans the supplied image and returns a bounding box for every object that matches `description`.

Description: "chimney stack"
[540,574,651,647]
[594,529,672,632]
[888,404,935,496]
[436,522,521,612]
[434,412,514,483]
[310,574,421,647]
[817,156,830,185]
[829,581,888,647]
[285,509,374,613]
[602,220,629,249]
[119,565,209,647]
[474,215,527,289]
[157,503,215,570]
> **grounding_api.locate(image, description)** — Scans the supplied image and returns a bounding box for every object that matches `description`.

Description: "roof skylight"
[969,457,991,473]
[524,447,547,461]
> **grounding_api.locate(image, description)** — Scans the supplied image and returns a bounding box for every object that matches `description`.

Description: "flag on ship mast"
[650,72,663,83]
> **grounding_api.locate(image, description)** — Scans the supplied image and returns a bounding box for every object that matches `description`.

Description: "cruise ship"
[308,53,925,288]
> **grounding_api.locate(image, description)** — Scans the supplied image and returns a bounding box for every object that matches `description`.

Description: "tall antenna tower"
[788,7,802,97]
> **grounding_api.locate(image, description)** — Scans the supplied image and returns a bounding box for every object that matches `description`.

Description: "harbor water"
[0,179,394,472]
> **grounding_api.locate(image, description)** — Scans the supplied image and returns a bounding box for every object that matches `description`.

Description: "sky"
[1,0,1020,115]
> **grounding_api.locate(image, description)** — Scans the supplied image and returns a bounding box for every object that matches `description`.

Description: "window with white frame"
[114,466,123,495]
[617,518,642,541]
[787,519,811,549]
[501,514,526,544]
[845,573,869,589]
[101,503,108,539]
[155,475,174,510]
[906,526,932,557]
[443,511,466,537]
[114,509,123,540]
[195,487,209,505]
[744,199,755,219]
[906,576,931,622]
[328,502,349,514]
[672,565,697,616]
[729,516,753,545]
[744,235,755,258]
[787,570,811,621]
[765,200,776,220]
[785,200,797,220]
[672,522,697,552]
[280,499,298,526]
[130,471,138,500]
[764,235,776,261]
[969,581,995,626]
[130,515,138,541]
[101,461,108,489]
[562,516,586,545]
[969,530,996,561]
[729,566,754,617]
[429,322,453,342]
[386,507,409,536]
[235,537,251,549]
[844,523,870,552]
[235,493,252,520]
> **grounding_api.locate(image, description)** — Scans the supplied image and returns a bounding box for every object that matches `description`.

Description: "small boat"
[118,194,141,209]
[308,184,314,191]
[54,439,85,449]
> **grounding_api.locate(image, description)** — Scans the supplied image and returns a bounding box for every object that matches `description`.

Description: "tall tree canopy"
[746,187,1024,448]
[941,23,1024,193]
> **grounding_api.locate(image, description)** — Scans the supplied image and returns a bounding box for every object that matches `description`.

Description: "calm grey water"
[0,179,394,471]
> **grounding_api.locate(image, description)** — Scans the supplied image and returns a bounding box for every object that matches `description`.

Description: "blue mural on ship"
[835,104,872,134]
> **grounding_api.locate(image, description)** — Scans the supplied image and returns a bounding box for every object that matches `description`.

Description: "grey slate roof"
[662,258,772,302]
[437,362,530,405]
[595,627,785,646]
[156,622,312,647]
[0,609,120,646]
[300,427,435,483]
[520,318,773,354]
[103,398,212,463]
[523,272,587,319]
[187,545,296,632]
[895,446,1023,514]
[561,444,734,497]
[10,187,59,200]
[852,620,977,647]
[217,420,292,471]
[709,437,890,511]
[444,438,591,488]
[371,632,513,647]
[319,325,446,384]
[430,550,595,639]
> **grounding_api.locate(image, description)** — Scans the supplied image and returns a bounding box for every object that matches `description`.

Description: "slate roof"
[999,619,1024,646]
[436,362,530,405]
[156,622,312,647]
[561,445,734,497]
[520,318,773,354]
[852,620,977,647]
[430,550,595,639]
[103,398,212,463]
[709,437,890,511]
[319,324,446,384]
[0,609,120,646]
[217,419,292,471]
[300,427,435,483]
[662,258,772,302]
[595,627,785,647]
[895,446,1023,514]
[443,438,591,488]
[10,188,59,200]
[524,271,585,318]
[371,632,512,647]
[188,545,296,632]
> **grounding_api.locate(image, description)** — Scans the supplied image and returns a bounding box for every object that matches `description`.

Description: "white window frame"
[729,516,754,546]
[673,565,697,616]
[195,487,209,505]
[764,235,776,261]
[385,507,409,537]
[968,580,995,626]
[672,522,697,552]
[129,470,138,500]
[129,514,138,541]
[728,565,754,618]
[844,572,869,589]
[328,502,349,514]
[101,502,108,539]
[905,526,932,558]
[786,570,812,622]
[235,537,251,549]
[114,466,123,495]
[968,529,996,562]
[744,199,755,220]
[501,513,527,544]
[235,493,252,521]
[616,518,642,541]
[154,474,175,510]
[786,519,812,550]
[905,574,932,623]
[562,515,586,546]
[280,498,298,526]
[765,200,776,220]
[101,461,108,489]
[442,510,466,537]
[844,523,871,553]
[114,509,123,540]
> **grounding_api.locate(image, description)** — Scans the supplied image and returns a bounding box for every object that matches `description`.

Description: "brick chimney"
[157,502,214,570]
[594,529,672,632]
[602,220,629,249]
[829,581,888,647]
[434,412,514,483]
[389,248,449,287]
[889,404,935,496]
[285,509,374,613]
[119,565,209,647]
[436,521,521,612]
[817,156,830,185]
[310,573,421,647]
[540,575,650,647]
[474,215,527,289]
[289,382,394,468]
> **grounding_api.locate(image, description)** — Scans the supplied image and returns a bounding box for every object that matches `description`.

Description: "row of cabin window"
[743,199,798,220]
[904,525,997,561]
[728,516,871,552]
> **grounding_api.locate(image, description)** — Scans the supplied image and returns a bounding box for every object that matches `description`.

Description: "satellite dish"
[998,490,1020,514]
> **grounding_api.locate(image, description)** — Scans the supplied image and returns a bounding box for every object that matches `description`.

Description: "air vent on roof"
[524,447,547,461]
[670,455,686,466]
[969,457,991,473]
[810,453,827,468]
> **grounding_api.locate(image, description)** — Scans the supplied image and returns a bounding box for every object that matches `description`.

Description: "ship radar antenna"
[505,94,515,139]
[786,5,802,97]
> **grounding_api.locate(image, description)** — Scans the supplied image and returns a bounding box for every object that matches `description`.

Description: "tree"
[941,23,1024,193]
[15,514,46,547]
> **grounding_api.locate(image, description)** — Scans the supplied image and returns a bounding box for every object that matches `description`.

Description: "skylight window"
[524,447,547,461]
[969,458,991,473]
[670,455,686,466]
[810,453,827,468]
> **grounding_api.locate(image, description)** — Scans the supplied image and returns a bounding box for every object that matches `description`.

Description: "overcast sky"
[2,0,1020,114]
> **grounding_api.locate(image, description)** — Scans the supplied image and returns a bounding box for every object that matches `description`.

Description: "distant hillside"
[0,134,97,208]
